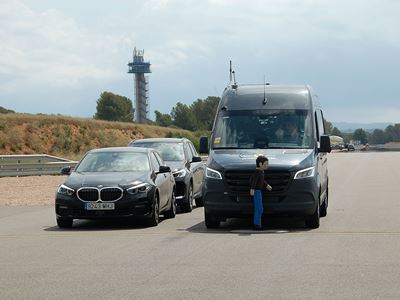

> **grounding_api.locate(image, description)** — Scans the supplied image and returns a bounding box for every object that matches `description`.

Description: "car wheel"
[320,187,328,217]
[57,217,73,229]
[181,184,193,213]
[164,190,176,219]
[195,197,204,207]
[147,194,159,227]
[204,210,220,229]
[305,200,320,229]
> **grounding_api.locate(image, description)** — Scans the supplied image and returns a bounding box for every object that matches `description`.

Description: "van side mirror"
[319,135,331,153]
[199,136,209,154]
[61,166,71,175]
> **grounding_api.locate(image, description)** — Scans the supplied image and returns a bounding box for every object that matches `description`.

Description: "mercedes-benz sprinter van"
[199,84,331,229]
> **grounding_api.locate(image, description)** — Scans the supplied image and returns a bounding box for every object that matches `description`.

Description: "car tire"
[181,184,193,213]
[195,197,204,207]
[57,217,73,229]
[204,211,220,229]
[305,201,320,229]
[164,191,176,219]
[147,194,159,227]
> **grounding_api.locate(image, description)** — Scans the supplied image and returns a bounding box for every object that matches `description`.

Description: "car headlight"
[57,184,75,196]
[206,167,222,180]
[294,167,315,179]
[127,182,151,194]
[173,169,187,178]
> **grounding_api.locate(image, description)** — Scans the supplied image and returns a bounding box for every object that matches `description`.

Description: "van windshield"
[212,109,313,149]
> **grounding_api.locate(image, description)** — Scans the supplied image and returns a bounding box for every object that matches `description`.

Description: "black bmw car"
[55,147,176,228]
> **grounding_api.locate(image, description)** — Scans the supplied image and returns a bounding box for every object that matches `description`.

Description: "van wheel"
[195,197,204,207]
[181,184,193,213]
[205,211,220,229]
[305,202,320,229]
[320,188,328,217]
[57,217,73,229]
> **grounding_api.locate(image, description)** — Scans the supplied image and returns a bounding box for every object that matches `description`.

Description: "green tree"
[154,110,173,127]
[324,120,333,134]
[369,129,386,144]
[0,106,15,114]
[353,128,368,144]
[190,96,220,130]
[330,127,342,137]
[171,102,196,131]
[94,92,134,122]
[384,124,400,142]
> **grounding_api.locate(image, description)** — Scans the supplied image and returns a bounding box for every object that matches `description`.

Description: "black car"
[129,138,205,212]
[55,147,176,228]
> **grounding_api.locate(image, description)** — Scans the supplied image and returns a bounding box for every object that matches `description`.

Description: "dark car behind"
[129,138,205,212]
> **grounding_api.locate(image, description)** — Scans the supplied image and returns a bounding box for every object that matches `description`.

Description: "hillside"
[0,113,198,160]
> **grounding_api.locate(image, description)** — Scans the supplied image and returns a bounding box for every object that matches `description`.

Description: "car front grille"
[77,188,98,201]
[77,187,123,202]
[100,188,123,201]
[224,170,292,193]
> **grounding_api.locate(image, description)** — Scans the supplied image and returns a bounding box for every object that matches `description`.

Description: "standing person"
[249,155,272,230]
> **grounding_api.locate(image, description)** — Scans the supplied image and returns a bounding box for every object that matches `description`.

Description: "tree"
[324,120,333,134]
[353,128,368,144]
[369,129,386,145]
[94,92,134,122]
[171,102,196,131]
[330,127,342,137]
[384,124,400,142]
[0,106,15,114]
[154,110,173,127]
[190,96,220,130]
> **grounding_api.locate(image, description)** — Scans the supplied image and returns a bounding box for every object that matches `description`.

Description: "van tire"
[305,202,320,229]
[205,211,220,229]
[195,197,204,207]
[320,188,328,217]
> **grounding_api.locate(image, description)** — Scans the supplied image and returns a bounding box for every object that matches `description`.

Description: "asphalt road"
[1,152,400,299]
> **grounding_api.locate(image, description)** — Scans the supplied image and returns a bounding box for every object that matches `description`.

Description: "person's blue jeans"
[253,190,263,226]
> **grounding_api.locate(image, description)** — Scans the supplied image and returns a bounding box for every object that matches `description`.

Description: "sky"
[0,0,399,123]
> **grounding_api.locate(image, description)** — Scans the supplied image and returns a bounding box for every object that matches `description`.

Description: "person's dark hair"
[256,155,268,167]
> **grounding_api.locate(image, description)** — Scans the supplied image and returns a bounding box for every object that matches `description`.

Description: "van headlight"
[57,184,75,196]
[206,167,222,180]
[127,182,151,194]
[294,167,315,179]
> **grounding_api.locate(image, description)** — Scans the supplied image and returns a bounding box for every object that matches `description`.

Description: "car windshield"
[133,142,185,161]
[212,109,313,149]
[75,152,150,172]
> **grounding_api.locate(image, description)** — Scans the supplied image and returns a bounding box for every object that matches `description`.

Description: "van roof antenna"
[263,75,267,105]
[229,60,238,89]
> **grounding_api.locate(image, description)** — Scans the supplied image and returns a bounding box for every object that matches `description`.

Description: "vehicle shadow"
[43,217,169,232]
[183,216,313,235]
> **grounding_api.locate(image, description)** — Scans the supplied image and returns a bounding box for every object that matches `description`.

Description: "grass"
[0,113,203,160]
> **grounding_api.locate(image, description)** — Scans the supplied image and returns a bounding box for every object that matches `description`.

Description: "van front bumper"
[203,177,319,218]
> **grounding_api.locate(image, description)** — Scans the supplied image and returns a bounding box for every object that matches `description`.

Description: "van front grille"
[224,170,291,193]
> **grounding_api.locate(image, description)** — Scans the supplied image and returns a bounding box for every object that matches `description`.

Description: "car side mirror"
[158,165,171,173]
[319,135,331,153]
[199,136,209,154]
[61,166,71,175]
[191,156,202,163]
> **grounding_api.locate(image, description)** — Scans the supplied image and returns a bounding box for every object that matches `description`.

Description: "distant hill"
[332,122,394,133]
[0,113,198,160]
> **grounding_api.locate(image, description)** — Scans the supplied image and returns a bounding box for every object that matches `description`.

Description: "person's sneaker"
[253,224,263,231]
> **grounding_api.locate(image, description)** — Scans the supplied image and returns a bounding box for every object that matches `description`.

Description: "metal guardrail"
[0,154,78,177]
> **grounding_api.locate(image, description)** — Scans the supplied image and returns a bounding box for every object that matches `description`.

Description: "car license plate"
[85,202,115,210]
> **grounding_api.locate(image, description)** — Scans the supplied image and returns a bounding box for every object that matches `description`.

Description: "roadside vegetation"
[0,113,199,160]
